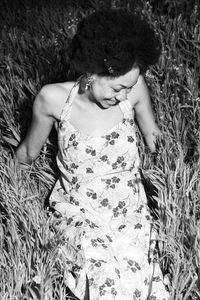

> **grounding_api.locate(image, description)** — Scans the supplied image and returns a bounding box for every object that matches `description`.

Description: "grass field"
[0,0,200,299]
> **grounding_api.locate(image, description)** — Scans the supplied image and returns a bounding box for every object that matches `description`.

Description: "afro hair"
[69,8,161,77]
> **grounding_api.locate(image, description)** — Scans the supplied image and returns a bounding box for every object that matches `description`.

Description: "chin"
[99,102,110,109]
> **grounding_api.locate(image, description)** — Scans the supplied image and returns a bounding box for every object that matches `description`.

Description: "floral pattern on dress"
[49,82,170,300]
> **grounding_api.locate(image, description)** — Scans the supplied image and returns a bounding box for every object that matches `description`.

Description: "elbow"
[15,144,39,165]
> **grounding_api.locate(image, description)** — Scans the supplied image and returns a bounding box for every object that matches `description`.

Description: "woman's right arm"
[15,86,57,165]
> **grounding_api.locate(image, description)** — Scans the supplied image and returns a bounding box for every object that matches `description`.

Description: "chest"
[69,99,125,137]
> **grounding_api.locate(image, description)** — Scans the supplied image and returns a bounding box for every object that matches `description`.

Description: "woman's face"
[87,66,140,109]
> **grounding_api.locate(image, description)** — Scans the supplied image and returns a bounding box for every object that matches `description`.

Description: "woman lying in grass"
[16,8,169,300]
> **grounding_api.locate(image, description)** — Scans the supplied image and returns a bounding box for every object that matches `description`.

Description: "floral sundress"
[49,81,169,300]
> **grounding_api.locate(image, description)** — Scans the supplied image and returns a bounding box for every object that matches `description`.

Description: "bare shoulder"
[127,74,150,107]
[34,81,75,120]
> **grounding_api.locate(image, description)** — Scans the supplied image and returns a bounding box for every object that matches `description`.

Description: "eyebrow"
[114,79,138,89]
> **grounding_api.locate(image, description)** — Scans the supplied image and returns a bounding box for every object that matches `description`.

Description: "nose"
[115,89,127,101]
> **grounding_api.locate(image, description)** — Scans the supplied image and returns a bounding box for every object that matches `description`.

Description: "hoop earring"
[85,76,94,90]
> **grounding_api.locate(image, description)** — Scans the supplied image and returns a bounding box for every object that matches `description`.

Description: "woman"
[16,8,169,300]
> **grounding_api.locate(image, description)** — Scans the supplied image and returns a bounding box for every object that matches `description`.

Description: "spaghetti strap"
[59,76,83,123]
[118,99,133,117]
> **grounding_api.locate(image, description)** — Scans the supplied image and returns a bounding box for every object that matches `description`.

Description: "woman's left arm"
[129,75,161,152]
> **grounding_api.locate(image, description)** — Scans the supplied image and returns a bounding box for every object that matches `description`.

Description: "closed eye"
[112,87,132,93]
[112,88,121,93]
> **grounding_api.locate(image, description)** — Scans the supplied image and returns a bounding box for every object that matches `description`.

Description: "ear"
[88,73,97,81]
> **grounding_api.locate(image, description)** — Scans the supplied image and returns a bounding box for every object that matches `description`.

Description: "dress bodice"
[56,81,140,189]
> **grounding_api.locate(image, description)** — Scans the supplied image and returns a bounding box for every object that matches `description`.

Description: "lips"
[104,98,119,105]
[107,100,119,106]
[97,99,120,110]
